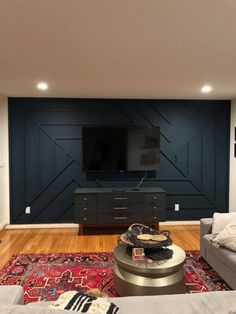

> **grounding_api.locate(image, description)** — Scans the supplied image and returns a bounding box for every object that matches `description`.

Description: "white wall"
[229,100,236,212]
[0,95,9,228]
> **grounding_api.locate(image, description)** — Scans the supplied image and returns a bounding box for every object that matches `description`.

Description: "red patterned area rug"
[0,250,230,304]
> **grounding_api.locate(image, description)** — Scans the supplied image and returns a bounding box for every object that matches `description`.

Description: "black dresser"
[74,187,166,234]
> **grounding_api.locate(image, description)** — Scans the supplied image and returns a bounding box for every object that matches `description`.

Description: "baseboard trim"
[5,221,200,229]
[160,220,200,225]
[0,221,7,230]
[5,223,79,229]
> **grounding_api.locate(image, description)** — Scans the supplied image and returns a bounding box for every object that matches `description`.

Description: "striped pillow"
[50,291,119,314]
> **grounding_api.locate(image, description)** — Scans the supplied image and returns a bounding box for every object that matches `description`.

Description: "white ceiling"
[0,0,236,99]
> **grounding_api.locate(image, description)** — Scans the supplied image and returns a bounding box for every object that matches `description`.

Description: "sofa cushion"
[0,304,69,313]
[202,234,223,259]
[212,213,236,236]
[0,285,24,305]
[213,223,236,252]
[111,291,236,314]
[225,253,236,271]
[27,301,53,307]
[19,291,236,314]
[203,234,236,272]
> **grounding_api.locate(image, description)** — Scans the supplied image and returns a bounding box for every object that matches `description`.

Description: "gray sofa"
[2,284,236,313]
[200,218,236,289]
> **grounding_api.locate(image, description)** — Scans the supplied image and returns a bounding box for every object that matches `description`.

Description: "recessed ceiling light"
[37,82,48,91]
[201,85,212,93]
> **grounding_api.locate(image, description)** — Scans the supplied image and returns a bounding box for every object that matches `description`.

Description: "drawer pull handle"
[83,217,87,221]
[83,198,88,201]
[153,197,157,200]
[114,216,128,220]
[84,208,87,211]
[153,206,157,209]
[114,207,128,210]
[113,197,128,200]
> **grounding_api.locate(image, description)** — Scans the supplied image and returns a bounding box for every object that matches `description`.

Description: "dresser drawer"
[97,203,143,213]
[76,194,96,204]
[145,194,165,213]
[75,209,96,224]
[79,215,96,224]
[97,212,143,224]
[97,193,144,204]
[145,193,164,204]
[155,211,165,221]
[74,194,96,222]
[75,195,96,209]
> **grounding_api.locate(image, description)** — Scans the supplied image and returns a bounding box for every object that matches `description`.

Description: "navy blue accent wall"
[9,98,230,223]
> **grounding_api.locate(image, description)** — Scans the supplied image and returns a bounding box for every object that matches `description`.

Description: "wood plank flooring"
[0,225,199,269]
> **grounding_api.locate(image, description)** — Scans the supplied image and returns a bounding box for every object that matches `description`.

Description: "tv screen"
[82,127,160,172]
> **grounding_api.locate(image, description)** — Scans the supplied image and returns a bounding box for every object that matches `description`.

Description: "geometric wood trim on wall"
[9,98,230,223]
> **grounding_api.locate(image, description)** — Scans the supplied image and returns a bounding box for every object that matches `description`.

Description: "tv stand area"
[74,187,166,235]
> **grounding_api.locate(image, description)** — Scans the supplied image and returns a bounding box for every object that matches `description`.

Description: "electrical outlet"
[25,206,31,214]
[174,204,180,211]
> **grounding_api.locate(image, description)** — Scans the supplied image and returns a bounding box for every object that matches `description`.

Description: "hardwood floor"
[0,225,199,269]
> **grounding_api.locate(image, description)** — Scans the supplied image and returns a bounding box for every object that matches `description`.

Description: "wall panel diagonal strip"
[9,98,230,223]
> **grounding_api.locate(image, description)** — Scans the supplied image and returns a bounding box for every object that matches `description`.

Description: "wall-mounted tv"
[82,127,160,172]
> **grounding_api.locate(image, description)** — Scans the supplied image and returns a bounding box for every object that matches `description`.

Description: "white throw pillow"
[212,212,236,236]
[212,223,236,252]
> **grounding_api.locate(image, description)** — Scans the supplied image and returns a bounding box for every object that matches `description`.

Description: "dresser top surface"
[74,187,165,194]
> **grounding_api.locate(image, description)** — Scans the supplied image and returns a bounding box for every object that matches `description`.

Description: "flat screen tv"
[82,127,160,172]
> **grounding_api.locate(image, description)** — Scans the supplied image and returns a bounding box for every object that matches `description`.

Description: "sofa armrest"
[200,218,213,238]
[0,285,24,305]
